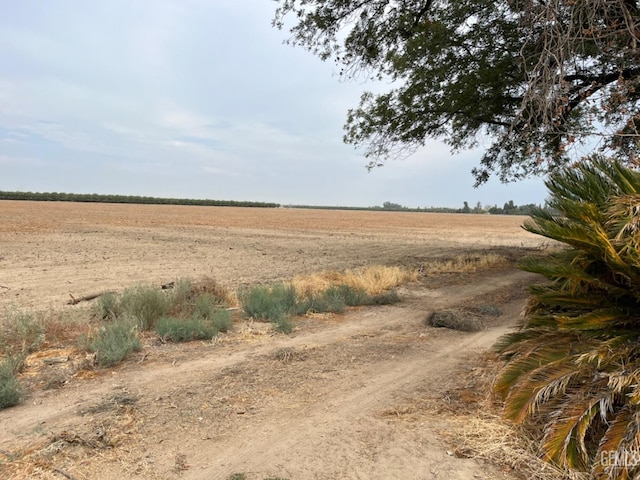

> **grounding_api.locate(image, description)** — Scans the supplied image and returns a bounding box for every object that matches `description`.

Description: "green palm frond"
[494,157,640,475]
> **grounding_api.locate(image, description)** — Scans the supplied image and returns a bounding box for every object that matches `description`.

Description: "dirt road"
[1,268,538,480]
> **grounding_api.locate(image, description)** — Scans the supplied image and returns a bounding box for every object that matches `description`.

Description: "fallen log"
[43,356,70,365]
[67,291,116,305]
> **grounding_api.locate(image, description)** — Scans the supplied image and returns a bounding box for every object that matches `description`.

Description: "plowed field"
[0,201,542,311]
[0,201,555,480]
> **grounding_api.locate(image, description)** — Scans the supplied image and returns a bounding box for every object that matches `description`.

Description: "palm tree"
[494,157,640,478]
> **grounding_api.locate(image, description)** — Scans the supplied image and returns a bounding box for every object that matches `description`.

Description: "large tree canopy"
[273,0,640,184]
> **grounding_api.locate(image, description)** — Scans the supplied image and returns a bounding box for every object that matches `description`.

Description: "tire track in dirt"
[1,270,537,480]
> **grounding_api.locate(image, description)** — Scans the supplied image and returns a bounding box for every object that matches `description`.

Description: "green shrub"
[155,316,219,342]
[120,284,170,330]
[89,320,141,367]
[0,355,23,409]
[193,293,217,319]
[294,289,346,315]
[369,289,401,305]
[0,309,45,354]
[273,312,294,334]
[241,283,297,321]
[211,308,232,332]
[226,474,246,480]
[92,292,121,321]
[330,284,371,306]
[239,281,401,334]
[169,278,194,316]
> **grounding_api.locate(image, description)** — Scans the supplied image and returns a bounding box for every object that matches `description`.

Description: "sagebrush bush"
[0,309,45,355]
[168,278,194,316]
[193,293,218,320]
[155,316,219,342]
[330,284,370,306]
[120,284,170,330]
[241,283,297,321]
[240,281,401,334]
[273,312,294,334]
[369,289,401,305]
[211,308,232,332]
[0,355,23,409]
[92,292,121,321]
[294,289,346,315]
[89,320,141,367]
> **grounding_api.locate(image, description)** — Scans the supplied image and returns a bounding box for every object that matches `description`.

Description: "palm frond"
[592,407,640,480]
[543,397,603,470]
[502,359,585,424]
[494,157,640,475]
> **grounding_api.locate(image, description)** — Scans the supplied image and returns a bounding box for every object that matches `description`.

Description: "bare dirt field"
[0,201,556,480]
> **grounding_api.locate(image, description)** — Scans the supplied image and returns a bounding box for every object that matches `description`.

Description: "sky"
[0,1,549,209]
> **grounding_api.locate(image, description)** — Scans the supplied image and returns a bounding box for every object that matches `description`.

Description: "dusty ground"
[0,202,554,480]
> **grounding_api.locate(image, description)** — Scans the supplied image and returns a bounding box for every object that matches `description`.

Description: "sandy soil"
[0,201,543,311]
[0,202,551,480]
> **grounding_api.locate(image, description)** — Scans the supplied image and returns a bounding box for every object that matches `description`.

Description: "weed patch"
[87,320,141,367]
[369,289,401,305]
[421,253,507,274]
[0,309,45,354]
[292,265,416,296]
[92,292,122,321]
[241,283,297,322]
[119,284,170,330]
[155,316,219,342]
[294,288,346,315]
[0,354,24,409]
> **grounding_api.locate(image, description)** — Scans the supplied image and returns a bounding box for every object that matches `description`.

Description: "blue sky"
[0,0,548,209]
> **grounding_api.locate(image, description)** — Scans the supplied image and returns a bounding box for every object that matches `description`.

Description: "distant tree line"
[283,200,548,214]
[459,200,546,215]
[0,191,280,208]
[377,200,548,215]
[283,202,459,213]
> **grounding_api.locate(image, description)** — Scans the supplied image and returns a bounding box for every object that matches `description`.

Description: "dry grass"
[421,253,508,274]
[446,414,584,480]
[437,353,585,480]
[290,265,417,297]
[192,276,238,307]
[1,403,143,480]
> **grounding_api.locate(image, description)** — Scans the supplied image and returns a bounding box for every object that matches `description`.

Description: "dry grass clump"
[291,265,417,296]
[427,310,485,332]
[421,253,507,274]
[2,401,142,480]
[447,414,585,480]
[190,276,238,307]
[439,353,584,480]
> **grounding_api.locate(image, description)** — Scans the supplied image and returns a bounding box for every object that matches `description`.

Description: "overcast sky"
[0,1,549,209]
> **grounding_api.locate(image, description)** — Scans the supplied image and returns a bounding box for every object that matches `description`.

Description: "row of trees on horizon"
[0,191,279,208]
[0,191,544,215]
